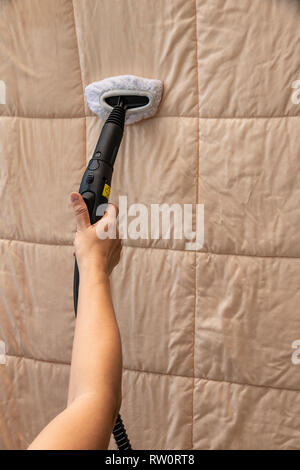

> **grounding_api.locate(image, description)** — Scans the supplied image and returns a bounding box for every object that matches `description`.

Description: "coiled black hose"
[113,414,132,450]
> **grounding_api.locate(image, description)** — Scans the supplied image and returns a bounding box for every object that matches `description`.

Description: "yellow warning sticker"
[102,183,111,199]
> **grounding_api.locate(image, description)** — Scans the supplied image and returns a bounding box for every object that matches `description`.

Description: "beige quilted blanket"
[1,0,300,450]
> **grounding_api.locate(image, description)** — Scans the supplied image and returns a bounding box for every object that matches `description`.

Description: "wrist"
[79,260,109,284]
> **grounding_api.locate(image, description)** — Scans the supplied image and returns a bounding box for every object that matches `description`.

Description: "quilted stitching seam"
[70,0,86,168]
[0,114,299,120]
[2,237,300,260]
[191,0,201,451]
[6,353,300,396]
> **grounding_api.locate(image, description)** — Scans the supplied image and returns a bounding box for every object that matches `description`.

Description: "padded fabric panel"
[0,356,70,449]
[111,246,194,377]
[193,378,300,450]
[110,369,194,450]
[1,0,300,450]
[0,117,85,244]
[196,0,300,118]
[199,117,300,257]
[195,253,300,390]
[0,0,84,118]
[0,240,74,363]
[86,115,198,251]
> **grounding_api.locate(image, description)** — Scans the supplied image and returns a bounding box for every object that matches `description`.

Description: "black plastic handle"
[73,259,80,316]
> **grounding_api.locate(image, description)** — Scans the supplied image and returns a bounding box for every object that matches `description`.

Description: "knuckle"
[74,206,88,217]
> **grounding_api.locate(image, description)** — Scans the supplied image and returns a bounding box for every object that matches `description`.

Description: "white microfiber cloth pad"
[85,75,163,124]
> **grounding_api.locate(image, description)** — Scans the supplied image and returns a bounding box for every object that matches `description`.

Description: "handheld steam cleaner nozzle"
[78,101,126,225]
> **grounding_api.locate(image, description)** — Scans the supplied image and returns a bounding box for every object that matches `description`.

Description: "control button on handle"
[86,172,94,184]
[88,159,99,170]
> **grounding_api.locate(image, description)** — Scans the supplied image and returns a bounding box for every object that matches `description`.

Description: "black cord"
[113,414,132,450]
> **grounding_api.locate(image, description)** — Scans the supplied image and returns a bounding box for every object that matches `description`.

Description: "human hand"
[70,192,122,277]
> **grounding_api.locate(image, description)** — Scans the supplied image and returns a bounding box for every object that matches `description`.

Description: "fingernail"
[70,193,79,203]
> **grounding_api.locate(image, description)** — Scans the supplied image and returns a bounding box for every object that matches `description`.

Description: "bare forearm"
[29,265,122,450]
[28,196,123,450]
[68,263,122,412]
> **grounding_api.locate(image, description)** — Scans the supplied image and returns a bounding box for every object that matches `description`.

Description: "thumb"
[70,192,91,231]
